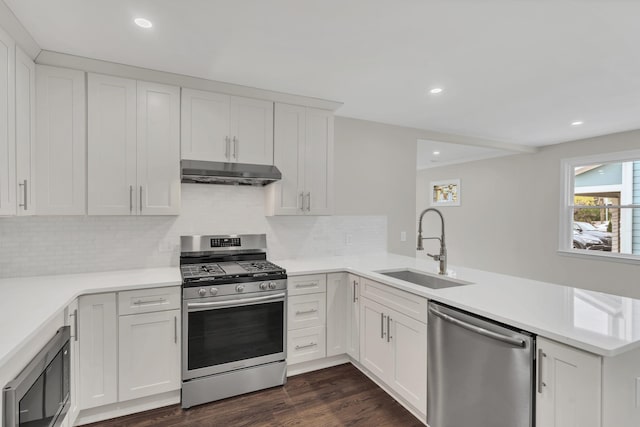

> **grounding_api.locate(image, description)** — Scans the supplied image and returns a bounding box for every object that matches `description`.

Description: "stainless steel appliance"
[3,326,71,427]
[180,234,287,409]
[427,302,534,427]
[181,160,282,186]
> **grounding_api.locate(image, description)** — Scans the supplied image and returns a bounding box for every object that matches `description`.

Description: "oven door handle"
[187,293,286,310]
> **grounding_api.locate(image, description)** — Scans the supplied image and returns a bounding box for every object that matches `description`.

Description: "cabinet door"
[270,103,305,215]
[181,88,230,162]
[229,96,273,165]
[389,309,427,415]
[15,47,35,216]
[0,27,15,216]
[88,73,137,215]
[346,274,360,360]
[326,273,347,357]
[65,299,80,426]
[360,297,392,381]
[118,310,181,401]
[35,65,86,215]
[304,108,333,215]
[536,337,602,427]
[137,81,180,215]
[78,293,118,410]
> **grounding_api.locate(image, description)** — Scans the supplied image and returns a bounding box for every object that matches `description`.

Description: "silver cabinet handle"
[129,185,133,213]
[299,192,304,211]
[295,342,317,350]
[306,192,311,211]
[133,298,166,305]
[295,283,318,288]
[429,306,526,347]
[295,308,318,315]
[537,348,547,393]
[233,136,238,160]
[70,309,78,342]
[139,186,143,213]
[387,316,392,342]
[352,280,357,303]
[381,313,386,339]
[18,180,27,210]
[174,316,178,344]
[225,136,230,159]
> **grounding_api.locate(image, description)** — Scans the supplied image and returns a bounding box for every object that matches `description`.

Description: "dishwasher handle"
[429,306,526,348]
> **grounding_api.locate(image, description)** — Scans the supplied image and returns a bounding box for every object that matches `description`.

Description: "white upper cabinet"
[88,73,137,215]
[35,65,86,215]
[88,75,180,215]
[15,47,35,216]
[137,81,181,215]
[266,103,334,216]
[181,88,273,165]
[0,26,15,216]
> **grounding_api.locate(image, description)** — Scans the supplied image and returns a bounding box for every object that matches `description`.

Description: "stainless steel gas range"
[179,234,287,409]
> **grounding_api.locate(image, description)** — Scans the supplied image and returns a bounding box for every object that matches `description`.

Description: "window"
[560,149,640,262]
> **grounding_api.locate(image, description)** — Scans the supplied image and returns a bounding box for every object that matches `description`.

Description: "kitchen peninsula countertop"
[1,253,639,374]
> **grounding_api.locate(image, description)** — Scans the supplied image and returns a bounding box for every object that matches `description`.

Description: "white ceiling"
[6,0,640,147]
[417,140,511,170]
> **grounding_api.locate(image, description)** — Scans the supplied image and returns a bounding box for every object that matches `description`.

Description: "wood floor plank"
[85,364,423,427]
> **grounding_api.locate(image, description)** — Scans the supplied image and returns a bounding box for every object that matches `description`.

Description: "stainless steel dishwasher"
[427,302,535,427]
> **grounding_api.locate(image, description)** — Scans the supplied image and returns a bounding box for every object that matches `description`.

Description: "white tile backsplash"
[0,184,387,278]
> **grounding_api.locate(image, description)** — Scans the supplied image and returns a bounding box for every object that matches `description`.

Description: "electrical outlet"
[400,231,407,242]
[345,233,353,246]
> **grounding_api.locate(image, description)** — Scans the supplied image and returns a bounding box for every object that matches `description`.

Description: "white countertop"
[274,253,640,357]
[1,253,638,372]
[0,267,181,369]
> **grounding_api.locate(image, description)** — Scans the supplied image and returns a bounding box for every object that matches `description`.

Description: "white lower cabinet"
[287,275,327,365]
[118,310,181,401]
[78,293,118,410]
[360,282,427,416]
[65,299,80,426]
[536,337,602,427]
[288,326,327,365]
[346,274,360,360]
[326,273,347,357]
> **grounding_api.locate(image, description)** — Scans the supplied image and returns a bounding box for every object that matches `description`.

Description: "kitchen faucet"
[417,208,447,275]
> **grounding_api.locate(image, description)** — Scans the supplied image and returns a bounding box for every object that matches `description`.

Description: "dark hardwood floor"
[86,363,423,427]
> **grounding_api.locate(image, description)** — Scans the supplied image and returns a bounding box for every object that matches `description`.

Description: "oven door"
[182,290,286,380]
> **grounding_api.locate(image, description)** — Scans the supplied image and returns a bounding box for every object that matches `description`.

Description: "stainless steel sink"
[376,269,473,289]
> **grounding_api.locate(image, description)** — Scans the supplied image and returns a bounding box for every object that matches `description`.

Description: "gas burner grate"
[236,260,283,273]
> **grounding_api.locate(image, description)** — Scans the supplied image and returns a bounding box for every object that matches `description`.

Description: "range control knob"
[209,288,218,296]
[259,282,269,291]
[268,282,278,290]
[236,285,245,293]
[198,288,207,297]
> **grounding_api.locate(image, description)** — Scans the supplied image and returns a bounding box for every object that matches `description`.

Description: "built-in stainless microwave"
[3,326,71,427]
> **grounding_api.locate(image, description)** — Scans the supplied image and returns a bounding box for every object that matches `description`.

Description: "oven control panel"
[210,237,241,248]
[183,279,287,300]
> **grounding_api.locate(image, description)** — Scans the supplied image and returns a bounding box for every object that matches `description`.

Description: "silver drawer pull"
[295,283,318,288]
[133,298,166,305]
[295,308,318,315]
[295,342,318,350]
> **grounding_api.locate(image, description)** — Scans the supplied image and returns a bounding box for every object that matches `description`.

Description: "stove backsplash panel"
[0,185,387,278]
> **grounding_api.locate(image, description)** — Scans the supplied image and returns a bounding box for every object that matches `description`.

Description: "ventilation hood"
[181,160,282,186]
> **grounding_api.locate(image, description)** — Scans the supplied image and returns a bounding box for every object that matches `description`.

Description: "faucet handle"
[427,253,441,261]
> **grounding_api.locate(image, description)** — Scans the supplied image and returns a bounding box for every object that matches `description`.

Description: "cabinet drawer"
[287,326,326,365]
[288,293,326,330]
[361,279,428,323]
[118,286,181,315]
[288,274,327,296]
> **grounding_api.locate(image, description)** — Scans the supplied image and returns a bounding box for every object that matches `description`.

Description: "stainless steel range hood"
[181,160,282,186]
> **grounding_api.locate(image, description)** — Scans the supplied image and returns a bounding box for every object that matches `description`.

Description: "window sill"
[557,248,640,265]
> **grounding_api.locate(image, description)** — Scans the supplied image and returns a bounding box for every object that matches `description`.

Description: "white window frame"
[559,149,640,264]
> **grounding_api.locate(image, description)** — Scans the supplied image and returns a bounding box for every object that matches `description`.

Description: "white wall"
[416,129,640,299]
[0,184,386,278]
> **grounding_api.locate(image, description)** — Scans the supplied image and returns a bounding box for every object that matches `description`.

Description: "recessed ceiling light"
[134,18,153,29]
[433,151,441,155]
[429,88,443,94]
[571,120,584,126]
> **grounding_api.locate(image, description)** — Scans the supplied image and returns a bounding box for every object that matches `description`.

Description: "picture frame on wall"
[430,179,461,206]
